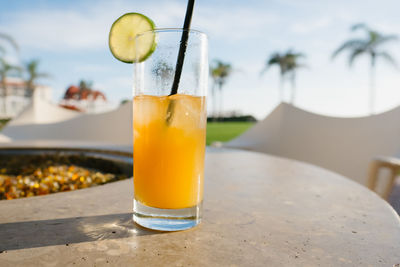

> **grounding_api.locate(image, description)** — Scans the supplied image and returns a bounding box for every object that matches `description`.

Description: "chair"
[368,156,400,200]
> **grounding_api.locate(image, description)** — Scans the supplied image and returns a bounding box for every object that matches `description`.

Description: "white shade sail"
[2,101,132,145]
[7,91,80,126]
[225,102,400,187]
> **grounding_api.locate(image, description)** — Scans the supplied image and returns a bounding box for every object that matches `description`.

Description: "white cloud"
[0,0,187,51]
[290,17,333,34]
[95,75,133,99]
[0,0,282,51]
[194,7,280,42]
[0,10,106,50]
[73,64,111,73]
[100,76,132,90]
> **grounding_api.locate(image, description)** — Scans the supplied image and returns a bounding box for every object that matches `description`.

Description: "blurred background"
[1,0,400,123]
[1,0,400,209]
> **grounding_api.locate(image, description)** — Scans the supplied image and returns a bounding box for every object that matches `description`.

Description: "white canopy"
[225,102,400,187]
[2,101,132,145]
[7,91,80,126]
[0,134,11,143]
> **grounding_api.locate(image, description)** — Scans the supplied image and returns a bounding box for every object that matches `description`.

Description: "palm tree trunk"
[218,86,223,120]
[1,79,7,117]
[290,72,296,105]
[279,73,284,102]
[27,80,34,97]
[212,82,217,121]
[369,55,376,115]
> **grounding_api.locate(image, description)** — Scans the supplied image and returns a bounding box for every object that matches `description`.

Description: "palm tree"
[0,44,4,57]
[261,50,305,104]
[332,23,398,114]
[0,33,18,59]
[0,34,19,118]
[0,58,22,115]
[261,52,287,102]
[25,59,50,95]
[285,51,306,104]
[210,60,232,119]
[79,79,93,91]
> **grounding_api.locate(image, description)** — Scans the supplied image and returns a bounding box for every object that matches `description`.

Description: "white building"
[0,77,52,119]
[59,85,113,114]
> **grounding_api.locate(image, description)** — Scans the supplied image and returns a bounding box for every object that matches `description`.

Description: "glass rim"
[135,28,207,39]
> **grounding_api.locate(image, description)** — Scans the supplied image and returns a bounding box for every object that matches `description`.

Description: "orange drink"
[133,94,206,209]
[132,29,207,231]
[107,7,207,231]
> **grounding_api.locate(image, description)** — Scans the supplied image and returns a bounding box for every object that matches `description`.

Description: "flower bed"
[0,153,130,200]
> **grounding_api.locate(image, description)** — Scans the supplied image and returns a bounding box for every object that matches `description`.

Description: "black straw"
[169,0,195,95]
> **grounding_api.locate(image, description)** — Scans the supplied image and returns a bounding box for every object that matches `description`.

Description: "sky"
[1,0,400,119]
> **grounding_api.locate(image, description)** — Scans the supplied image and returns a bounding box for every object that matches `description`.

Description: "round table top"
[0,144,399,266]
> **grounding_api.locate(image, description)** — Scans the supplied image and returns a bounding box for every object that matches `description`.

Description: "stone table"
[0,145,399,266]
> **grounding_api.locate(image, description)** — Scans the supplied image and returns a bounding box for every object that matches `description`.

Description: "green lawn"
[0,119,10,131]
[206,122,254,145]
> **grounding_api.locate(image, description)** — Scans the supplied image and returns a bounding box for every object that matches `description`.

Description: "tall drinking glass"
[132,29,208,231]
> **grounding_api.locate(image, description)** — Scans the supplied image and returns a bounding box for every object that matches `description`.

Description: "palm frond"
[24,59,50,87]
[331,39,366,59]
[377,51,398,68]
[259,65,269,77]
[210,59,232,88]
[0,58,23,79]
[374,34,398,47]
[0,33,18,51]
[348,48,365,66]
[285,49,306,58]
[267,53,282,65]
[261,54,279,76]
[351,23,369,32]
[293,52,306,59]
[267,58,279,65]
[285,50,307,72]
[334,23,398,69]
[10,64,23,74]
[368,31,380,44]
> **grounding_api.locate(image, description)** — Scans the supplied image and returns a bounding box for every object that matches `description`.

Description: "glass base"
[133,199,202,231]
